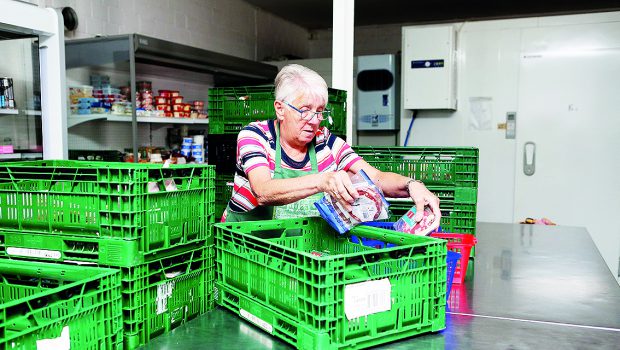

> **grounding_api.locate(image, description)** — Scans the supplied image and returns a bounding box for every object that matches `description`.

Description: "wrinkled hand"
[320,171,359,211]
[408,181,441,223]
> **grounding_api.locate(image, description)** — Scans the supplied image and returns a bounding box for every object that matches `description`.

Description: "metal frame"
[0,0,67,160]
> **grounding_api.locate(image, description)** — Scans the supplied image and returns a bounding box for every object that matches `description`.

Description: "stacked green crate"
[215,217,446,350]
[208,85,347,136]
[121,243,214,349]
[0,259,123,349]
[214,173,234,219]
[353,146,479,235]
[0,160,217,349]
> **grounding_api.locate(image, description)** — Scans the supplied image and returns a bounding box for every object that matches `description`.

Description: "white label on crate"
[7,247,61,260]
[240,309,273,334]
[156,281,175,315]
[36,325,70,350]
[344,278,392,320]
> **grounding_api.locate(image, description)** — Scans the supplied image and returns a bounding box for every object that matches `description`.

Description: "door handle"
[523,141,536,176]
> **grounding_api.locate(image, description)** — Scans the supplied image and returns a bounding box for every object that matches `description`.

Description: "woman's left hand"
[408,181,441,223]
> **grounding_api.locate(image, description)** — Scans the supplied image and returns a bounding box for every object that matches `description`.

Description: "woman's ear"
[274,100,285,121]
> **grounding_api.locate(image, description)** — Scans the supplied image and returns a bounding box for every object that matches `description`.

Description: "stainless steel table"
[144,223,620,349]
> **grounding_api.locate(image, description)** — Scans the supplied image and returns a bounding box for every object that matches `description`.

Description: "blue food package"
[314,169,389,234]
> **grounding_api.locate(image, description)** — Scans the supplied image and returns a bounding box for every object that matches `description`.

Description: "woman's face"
[276,93,325,146]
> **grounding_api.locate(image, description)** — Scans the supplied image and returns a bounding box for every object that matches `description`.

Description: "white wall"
[401,13,620,281]
[32,0,309,61]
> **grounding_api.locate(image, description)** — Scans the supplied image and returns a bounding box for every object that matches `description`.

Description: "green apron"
[225,123,322,222]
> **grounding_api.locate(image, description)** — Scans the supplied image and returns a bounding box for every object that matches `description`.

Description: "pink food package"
[394,205,440,236]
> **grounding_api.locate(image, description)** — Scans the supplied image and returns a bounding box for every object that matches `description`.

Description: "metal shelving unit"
[65,34,278,161]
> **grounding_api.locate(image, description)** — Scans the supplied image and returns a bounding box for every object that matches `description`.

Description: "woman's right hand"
[320,170,358,211]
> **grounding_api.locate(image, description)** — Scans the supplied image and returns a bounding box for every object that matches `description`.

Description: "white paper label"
[240,309,273,334]
[36,325,70,350]
[156,281,175,315]
[344,278,392,320]
[7,247,61,260]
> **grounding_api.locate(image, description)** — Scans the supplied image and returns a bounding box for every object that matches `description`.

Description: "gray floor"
[144,222,620,349]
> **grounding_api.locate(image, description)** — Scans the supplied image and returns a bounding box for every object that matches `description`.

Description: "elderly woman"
[223,64,440,223]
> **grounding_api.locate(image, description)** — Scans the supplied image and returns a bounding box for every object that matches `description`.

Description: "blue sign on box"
[411,59,444,69]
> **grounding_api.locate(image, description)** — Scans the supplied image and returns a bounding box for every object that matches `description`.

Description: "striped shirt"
[227,119,362,213]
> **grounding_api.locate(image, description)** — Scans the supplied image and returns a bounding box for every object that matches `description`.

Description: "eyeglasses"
[281,101,330,122]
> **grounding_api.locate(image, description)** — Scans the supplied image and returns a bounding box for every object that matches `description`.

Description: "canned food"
[154,96,168,105]
[172,104,184,112]
[183,103,192,112]
[164,112,173,118]
[111,102,126,114]
[170,91,180,97]
[173,111,183,118]
[171,96,183,104]
[158,90,172,98]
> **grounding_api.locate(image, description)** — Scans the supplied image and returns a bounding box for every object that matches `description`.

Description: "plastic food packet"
[314,169,389,234]
[393,205,440,236]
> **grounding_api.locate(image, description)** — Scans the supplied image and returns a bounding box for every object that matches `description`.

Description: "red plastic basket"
[430,232,477,284]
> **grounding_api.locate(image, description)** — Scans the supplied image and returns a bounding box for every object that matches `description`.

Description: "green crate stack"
[353,146,479,235]
[121,244,214,349]
[208,85,347,136]
[353,146,479,188]
[0,160,217,349]
[215,217,446,350]
[0,160,216,266]
[0,259,123,349]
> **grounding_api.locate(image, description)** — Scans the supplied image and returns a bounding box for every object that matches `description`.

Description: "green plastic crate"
[0,227,214,267]
[208,85,347,136]
[215,217,446,350]
[214,173,235,219]
[0,259,122,349]
[0,160,215,266]
[121,244,215,350]
[388,186,477,206]
[353,146,479,187]
[387,201,477,235]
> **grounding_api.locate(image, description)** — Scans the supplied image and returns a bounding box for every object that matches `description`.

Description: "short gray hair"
[274,64,328,106]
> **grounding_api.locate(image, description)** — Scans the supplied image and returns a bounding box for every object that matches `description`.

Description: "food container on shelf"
[172,104,184,112]
[158,90,172,97]
[137,81,152,91]
[171,96,183,104]
[154,96,168,105]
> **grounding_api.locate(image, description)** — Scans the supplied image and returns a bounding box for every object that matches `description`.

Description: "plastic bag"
[393,205,439,236]
[314,169,389,234]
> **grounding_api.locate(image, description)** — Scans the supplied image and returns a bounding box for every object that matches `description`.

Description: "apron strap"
[275,121,318,174]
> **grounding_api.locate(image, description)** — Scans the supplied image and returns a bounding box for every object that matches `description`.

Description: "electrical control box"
[355,54,399,130]
[402,25,457,110]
